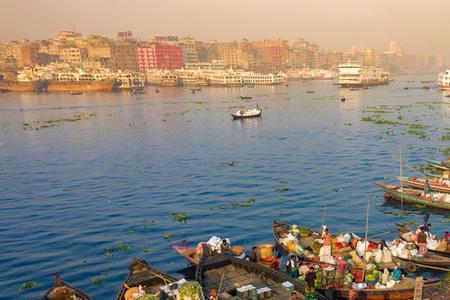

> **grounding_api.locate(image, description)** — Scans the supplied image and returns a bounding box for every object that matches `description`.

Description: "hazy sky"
[1,0,448,56]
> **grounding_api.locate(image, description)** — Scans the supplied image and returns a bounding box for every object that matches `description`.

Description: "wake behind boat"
[231,106,262,119]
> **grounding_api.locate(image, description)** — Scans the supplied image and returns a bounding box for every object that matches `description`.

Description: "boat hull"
[231,112,261,119]
[46,80,115,92]
[427,160,450,171]
[375,183,450,210]
[398,177,450,193]
[0,80,45,92]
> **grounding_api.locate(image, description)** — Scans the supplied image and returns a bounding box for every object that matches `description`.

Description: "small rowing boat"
[397,176,450,193]
[42,275,91,300]
[116,258,177,300]
[231,108,262,119]
[375,183,450,210]
[239,95,252,100]
[172,242,200,265]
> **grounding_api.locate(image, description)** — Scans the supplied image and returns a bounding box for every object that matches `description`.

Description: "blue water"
[1,78,449,299]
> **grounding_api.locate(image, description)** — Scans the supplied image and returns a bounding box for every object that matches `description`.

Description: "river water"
[1,77,449,299]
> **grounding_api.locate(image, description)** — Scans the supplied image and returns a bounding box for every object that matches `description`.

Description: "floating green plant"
[19,281,39,290]
[91,278,102,285]
[275,187,289,192]
[104,252,114,257]
[163,233,174,239]
[142,247,152,253]
[171,212,189,222]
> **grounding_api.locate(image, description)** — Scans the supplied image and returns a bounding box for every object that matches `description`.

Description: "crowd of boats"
[376,156,450,211]
[42,214,448,300]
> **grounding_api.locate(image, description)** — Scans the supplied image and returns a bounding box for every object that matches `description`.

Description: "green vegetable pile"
[137,295,158,300]
[298,226,310,237]
[178,281,203,300]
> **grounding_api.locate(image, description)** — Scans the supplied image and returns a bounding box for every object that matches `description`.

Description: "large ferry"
[45,72,115,92]
[0,69,45,92]
[205,70,242,87]
[174,70,209,86]
[146,70,178,86]
[114,71,146,90]
[286,69,334,81]
[238,71,285,85]
[438,70,450,90]
[337,63,389,87]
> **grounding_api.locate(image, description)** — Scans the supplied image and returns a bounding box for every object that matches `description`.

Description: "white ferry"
[337,64,389,87]
[438,70,450,90]
[238,71,285,85]
[174,70,209,86]
[146,70,179,86]
[115,71,146,90]
[205,71,242,87]
[286,69,334,81]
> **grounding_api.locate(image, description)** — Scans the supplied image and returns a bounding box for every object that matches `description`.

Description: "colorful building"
[136,44,183,71]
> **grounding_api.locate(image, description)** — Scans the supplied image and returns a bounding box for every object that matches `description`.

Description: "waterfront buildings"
[110,40,138,71]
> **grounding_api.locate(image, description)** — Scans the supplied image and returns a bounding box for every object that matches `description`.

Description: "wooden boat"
[70,91,83,95]
[375,183,450,210]
[395,224,449,257]
[195,249,324,300]
[191,87,202,92]
[231,108,262,119]
[306,90,315,93]
[397,176,450,193]
[427,159,450,171]
[172,242,200,265]
[42,274,91,300]
[116,258,177,300]
[239,96,252,99]
[326,277,439,300]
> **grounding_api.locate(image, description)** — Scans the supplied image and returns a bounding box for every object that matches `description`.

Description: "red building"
[136,44,183,71]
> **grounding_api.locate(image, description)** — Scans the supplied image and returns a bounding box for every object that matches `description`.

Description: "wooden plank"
[414,276,423,300]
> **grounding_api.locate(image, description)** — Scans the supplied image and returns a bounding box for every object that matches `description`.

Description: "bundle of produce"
[387,239,418,259]
[176,282,203,300]
[298,226,311,237]
[125,285,157,300]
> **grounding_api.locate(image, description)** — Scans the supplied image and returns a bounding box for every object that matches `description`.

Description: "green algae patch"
[19,281,39,290]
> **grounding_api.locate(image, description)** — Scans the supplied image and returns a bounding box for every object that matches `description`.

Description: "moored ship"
[337,63,389,87]
[0,69,45,92]
[114,71,146,90]
[238,71,285,85]
[146,70,178,86]
[45,72,115,92]
[205,70,242,87]
[438,69,450,90]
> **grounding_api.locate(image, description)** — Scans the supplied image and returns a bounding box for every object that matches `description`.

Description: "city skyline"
[1,0,449,57]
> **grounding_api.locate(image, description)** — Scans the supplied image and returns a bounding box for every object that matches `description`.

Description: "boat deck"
[203,263,296,300]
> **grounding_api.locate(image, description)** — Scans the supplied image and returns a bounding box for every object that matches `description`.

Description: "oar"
[367,231,391,240]
[217,272,225,296]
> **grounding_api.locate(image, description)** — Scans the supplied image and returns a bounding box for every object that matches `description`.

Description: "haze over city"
[1,0,449,56]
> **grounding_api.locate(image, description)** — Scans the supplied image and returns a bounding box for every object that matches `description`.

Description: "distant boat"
[132,88,145,94]
[231,107,262,119]
[246,84,255,88]
[423,86,431,90]
[350,87,359,91]
[42,274,91,300]
[306,90,315,93]
[155,88,160,93]
[190,87,202,92]
[404,87,409,90]
[239,95,252,100]
[70,91,82,95]
[340,97,346,102]
[421,80,434,83]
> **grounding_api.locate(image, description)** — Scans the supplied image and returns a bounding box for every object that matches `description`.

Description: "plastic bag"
[381,268,389,285]
[374,249,383,264]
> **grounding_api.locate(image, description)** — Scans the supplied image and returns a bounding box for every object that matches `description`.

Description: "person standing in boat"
[424,179,431,195]
[417,227,428,256]
[219,239,231,254]
[305,266,317,292]
[319,228,332,258]
[286,254,299,278]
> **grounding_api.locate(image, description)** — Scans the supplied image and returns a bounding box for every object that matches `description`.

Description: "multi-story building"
[136,44,183,71]
[179,36,199,65]
[59,47,85,65]
[110,40,137,71]
[251,39,288,72]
